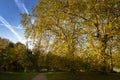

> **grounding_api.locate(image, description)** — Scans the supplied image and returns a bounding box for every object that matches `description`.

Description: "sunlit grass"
[0,72,38,80]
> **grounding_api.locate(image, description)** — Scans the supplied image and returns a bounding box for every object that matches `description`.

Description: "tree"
[14,42,31,72]
[0,38,14,71]
[21,0,86,72]
[21,0,120,72]
[83,0,120,72]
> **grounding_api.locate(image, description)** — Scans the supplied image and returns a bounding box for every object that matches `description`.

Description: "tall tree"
[21,0,120,72]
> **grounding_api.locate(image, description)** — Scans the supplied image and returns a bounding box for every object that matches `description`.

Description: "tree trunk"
[24,66,27,72]
[100,36,108,73]
[110,50,114,72]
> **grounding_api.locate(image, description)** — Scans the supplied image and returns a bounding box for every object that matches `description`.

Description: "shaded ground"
[46,72,120,80]
[0,72,120,80]
[0,72,37,80]
[32,73,47,80]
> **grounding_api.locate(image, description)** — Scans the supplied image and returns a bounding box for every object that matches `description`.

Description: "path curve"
[32,73,47,80]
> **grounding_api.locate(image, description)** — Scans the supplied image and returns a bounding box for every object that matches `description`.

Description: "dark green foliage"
[0,37,33,72]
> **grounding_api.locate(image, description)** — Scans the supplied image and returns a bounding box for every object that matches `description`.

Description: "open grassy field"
[0,72,38,80]
[46,72,120,80]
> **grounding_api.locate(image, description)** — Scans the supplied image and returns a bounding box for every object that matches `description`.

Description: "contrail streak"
[0,16,22,42]
[15,24,24,30]
[14,0,29,14]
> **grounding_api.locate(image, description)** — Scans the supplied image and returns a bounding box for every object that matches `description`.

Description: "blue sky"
[0,0,38,44]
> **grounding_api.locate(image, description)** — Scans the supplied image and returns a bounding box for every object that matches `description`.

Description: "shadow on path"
[32,73,47,80]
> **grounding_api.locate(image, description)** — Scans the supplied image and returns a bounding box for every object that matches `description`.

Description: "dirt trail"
[32,73,47,80]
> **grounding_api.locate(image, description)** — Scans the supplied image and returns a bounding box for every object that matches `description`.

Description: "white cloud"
[0,16,23,43]
[14,0,29,14]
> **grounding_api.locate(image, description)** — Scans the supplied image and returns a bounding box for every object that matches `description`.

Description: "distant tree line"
[0,37,32,72]
[0,37,120,72]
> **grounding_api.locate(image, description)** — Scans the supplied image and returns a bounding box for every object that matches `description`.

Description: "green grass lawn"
[46,72,120,80]
[0,72,38,80]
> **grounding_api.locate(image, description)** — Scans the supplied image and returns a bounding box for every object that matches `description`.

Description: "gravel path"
[32,73,47,80]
